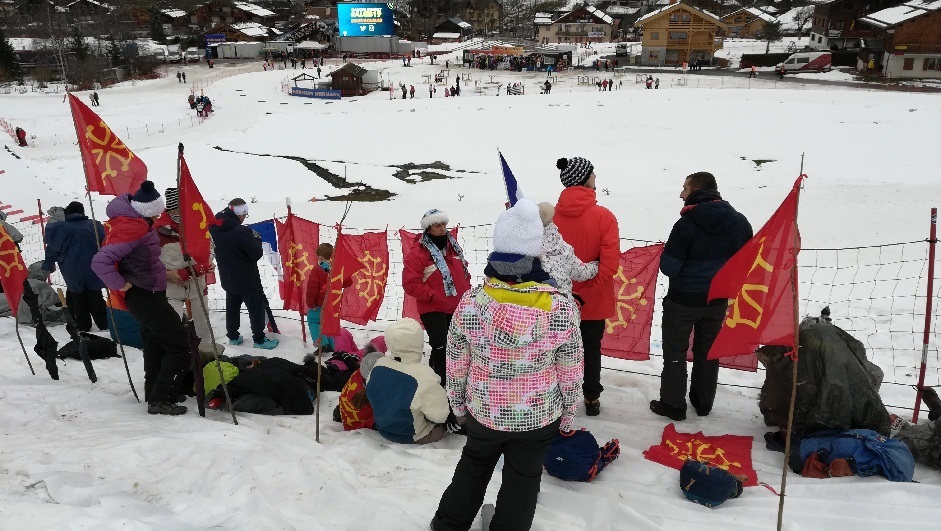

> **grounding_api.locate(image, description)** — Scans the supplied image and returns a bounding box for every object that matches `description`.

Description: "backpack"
[543,429,620,482]
[799,429,915,482]
[679,460,744,508]
[57,333,119,360]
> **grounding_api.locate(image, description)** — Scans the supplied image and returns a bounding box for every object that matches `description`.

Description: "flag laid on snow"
[643,423,757,487]
[398,228,459,323]
[340,231,389,325]
[499,150,523,208]
[177,153,221,270]
[707,175,804,361]
[0,223,28,315]
[321,230,366,337]
[68,93,147,196]
[601,243,663,360]
[275,215,319,313]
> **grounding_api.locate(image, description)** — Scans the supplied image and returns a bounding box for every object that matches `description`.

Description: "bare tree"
[792,6,814,37]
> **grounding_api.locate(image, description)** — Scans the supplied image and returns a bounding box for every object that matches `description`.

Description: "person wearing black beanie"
[553,156,620,417]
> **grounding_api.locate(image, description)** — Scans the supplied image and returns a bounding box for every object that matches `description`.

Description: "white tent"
[297,41,327,50]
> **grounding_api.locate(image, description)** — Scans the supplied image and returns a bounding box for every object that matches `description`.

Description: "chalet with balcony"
[858,0,941,79]
[190,1,275,30]
[454,0,503,36]
[808,0,895,50]
[719,7,775,38]
[535,5,616,44]
[634,2,725,65]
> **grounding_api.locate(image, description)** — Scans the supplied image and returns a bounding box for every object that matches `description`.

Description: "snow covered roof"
[534,12,555,25]
[725,7,776,23]
[635,3,722,26]
[65,0,113,11]
[160,8,186,19]
[234,1,275,18]
[585,5,614,24]
[433,32,462,39]
[448,17,473,29]
[606,6,639,15]
[858,0,941,29]
[230,21,274,37]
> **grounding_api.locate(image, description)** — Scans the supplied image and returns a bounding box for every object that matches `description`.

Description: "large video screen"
[337,3,395,37]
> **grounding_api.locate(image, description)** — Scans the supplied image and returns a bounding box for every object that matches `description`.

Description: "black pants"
[66,289,107,332]
[420,311,452,384]
[432,416,562,531]
[124,287,191,403]
[226,288,267,344]
[659,298,727,411]
[581,320,605,400]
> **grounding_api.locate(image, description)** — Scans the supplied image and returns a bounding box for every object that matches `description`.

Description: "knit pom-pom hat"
[492,198,543,257]
[557,157,594,188]
[130,181,165,218]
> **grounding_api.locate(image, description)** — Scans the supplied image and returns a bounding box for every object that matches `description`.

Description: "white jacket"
[541,223,598,296]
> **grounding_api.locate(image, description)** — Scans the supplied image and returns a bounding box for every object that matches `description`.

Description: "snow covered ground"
[1,52,941,530]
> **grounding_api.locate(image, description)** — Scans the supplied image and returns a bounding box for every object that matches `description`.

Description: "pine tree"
[67,26,90,62]
[150,5,168,44]
[0,28,21,82]
[106,35,124,67]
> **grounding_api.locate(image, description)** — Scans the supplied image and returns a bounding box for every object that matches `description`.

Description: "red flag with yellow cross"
[68,93,147,196]
[178,153,221,271]
[0,223,28,315]
[340,231,389,325]
[707,175,804,361]
[275,215,320,313]
[644,423,757,486]
[601,243,663,360]
[321,230,366,337]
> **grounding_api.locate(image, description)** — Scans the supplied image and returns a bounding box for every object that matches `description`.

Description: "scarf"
[680,189,723,215]
[420,232,469,297]
[484,252,555,286]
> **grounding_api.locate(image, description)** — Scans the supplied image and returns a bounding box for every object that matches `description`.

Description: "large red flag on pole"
[707,175,805,360]
[322,230,366,337]
[341,231,389,325]
[68,93,147,196]
[177,153,220,270]
[275,214,320,313]
[0,223,28,315]
[601,243,663,360]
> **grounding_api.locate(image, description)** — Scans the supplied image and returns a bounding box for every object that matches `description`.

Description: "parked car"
[153,47,167,62]
[185,47,201,63]
[776,52,832,74]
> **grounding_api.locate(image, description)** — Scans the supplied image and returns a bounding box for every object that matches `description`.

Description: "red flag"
[275,214,320,313]
[398,228,459,323]
[177,154,221,270]
[322,230,366,336]
[340,231,389,325]
[68,93,147,196]
[707,176,804,361]
[643,423,757,487]
[601,243,663,360]
[0,223,28,315]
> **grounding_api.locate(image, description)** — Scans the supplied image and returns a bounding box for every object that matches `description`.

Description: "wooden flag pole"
[14,319,36,375]
[777,157,805,531]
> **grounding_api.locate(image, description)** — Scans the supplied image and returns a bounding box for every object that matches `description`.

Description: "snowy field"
[1,50,941,530]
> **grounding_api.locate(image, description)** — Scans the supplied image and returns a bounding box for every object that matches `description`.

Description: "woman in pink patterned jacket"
[431,198,584,531]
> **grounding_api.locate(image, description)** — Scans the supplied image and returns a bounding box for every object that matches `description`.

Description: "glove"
[445,412,467,435]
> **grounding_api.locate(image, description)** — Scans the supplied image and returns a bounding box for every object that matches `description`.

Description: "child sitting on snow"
[538,202,599,299]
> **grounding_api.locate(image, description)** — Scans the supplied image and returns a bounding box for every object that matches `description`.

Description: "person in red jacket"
[402,209,472,383]
[305,243,351,350]
[553,156,620,416]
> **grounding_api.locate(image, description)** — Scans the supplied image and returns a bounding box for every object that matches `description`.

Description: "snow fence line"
[5,208,939,413]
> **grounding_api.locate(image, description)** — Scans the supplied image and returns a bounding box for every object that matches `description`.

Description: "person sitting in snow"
[537,202,598,300]
[366,318,451,444]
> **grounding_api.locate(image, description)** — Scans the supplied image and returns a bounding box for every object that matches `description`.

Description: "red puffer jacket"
[553,186,620,320]
[402,235,472,315]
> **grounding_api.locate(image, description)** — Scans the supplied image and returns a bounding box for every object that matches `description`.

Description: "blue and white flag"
[499,150,523,208]
[247,219,283,279]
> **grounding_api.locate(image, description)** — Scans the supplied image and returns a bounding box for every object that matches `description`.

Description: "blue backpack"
[799,429,915,482]
[680,460,744,508]
[543,430,620,482]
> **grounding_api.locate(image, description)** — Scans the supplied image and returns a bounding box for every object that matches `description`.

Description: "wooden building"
[535,5,616,44]
[858,0,941,79]
[189,0,276,30]
[634,2,725,66]
[208,21,280,42]
[719,7,775,38]
[808,0,895,51]
[454,0,503,36]
[329,62,368,96]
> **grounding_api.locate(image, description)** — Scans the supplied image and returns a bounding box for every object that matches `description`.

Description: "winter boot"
[253,337,279,350]
[650,400,686,421]
[585,398,601,417]
[228,335,244,345]
[148,402,188,416]
[921,386,941,421]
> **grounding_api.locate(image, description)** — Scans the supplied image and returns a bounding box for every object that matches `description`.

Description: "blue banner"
[205,34,226,46]
[337,3,395,37]
[290,87,342,99]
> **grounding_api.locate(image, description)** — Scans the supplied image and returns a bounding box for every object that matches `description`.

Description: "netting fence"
[4,201,938,414]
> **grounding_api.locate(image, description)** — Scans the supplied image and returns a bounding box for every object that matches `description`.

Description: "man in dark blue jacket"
[209,198,278,350]
[651,172,752,421]
[41,201,107,331]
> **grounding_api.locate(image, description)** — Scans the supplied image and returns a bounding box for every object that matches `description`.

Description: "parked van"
[153,47,167,62]
[776,51,832,74]
[167,45,183,63]
[185,47,201,63]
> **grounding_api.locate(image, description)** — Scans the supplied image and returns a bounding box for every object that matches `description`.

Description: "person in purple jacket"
[91,181,190,416]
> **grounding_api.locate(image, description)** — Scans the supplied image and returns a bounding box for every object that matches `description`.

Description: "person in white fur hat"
[402,208,471,384]
[432,197,584,531]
